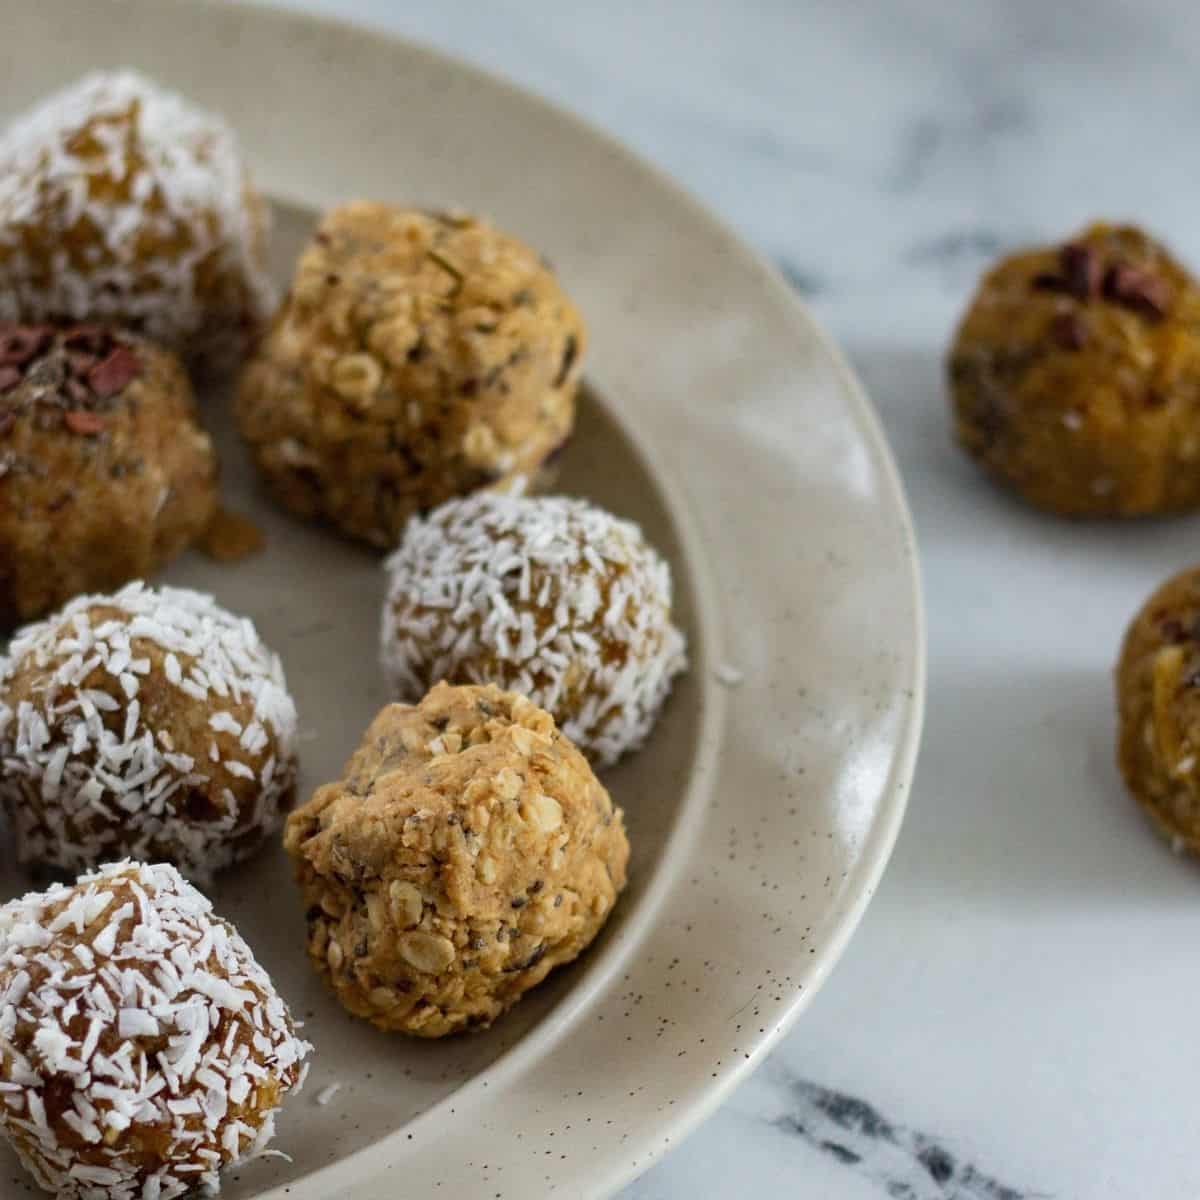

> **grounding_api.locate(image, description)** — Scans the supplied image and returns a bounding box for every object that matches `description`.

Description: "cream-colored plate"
[0,2,925,1196]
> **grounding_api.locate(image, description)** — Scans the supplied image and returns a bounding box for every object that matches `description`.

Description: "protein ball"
[1116,565,1200,855]
[0,582,299,880]
[236,202,583,547]
[0,70,274,374]
[0,323,217,627]
[381,493,687,767]
[284,682,629,1037]
[0,860,311,1200]
[949,223,1200,516]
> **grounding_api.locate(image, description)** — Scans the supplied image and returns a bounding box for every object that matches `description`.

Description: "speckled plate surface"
[0,1,924,1196]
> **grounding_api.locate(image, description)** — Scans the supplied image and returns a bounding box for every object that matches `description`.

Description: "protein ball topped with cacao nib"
[236,202,583,547]
[0,70,274,374]
[1116,566,1200,857]
[949,222,1200,516]
[284,682,629,1037]
[0,860,311,1200]
[0,581,299,881]
[0,322,217,627]
[381,492,687,767]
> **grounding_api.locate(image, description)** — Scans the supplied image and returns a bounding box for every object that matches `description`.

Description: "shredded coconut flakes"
[381,493,687,766]
[714,662,744,688]
[0,861,310,1199]
[0,70,274,366]
[0,581,299,881]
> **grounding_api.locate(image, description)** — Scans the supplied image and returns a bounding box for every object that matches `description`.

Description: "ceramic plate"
[0,2,925,1195]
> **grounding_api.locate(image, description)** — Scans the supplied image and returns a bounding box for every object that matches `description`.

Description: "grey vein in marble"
[885,96,1030,193]
[775,258,828,297]
[772,1072,1043,1200]
[902,231,1013,269]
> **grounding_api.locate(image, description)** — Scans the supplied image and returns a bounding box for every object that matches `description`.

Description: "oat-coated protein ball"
[949,223,1200,516]
[0,70,274,373]
[0,860,311,1200]
[236,202,583,547]
[381,492,687,767]
[0,582,298,880]
[0,322,217,627]
[1116,565,1200,856]
[284,682,630,1037]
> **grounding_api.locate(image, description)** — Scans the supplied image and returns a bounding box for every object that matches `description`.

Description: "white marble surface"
[244,2,1200,1196]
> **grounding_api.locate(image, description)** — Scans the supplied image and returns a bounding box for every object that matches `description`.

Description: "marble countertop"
[247,2,1200,1196]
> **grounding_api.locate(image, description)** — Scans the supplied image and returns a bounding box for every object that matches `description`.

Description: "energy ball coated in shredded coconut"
[284,682,630,1037]
[0,322,217,627]
[1116,565,1200,856]
[381,492,687,767]
[236,202,583,547]
[0,860,311,1199]
[0,581,299,881]
[0,70,275,374]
